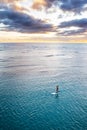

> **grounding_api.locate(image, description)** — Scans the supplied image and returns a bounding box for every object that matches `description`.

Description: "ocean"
[0,43,87,130]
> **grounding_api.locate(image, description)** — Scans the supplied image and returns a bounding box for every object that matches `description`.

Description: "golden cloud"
[1,0,28,12]
[1,0,23,4]
[32,0,47,10]
[12,2,29,12]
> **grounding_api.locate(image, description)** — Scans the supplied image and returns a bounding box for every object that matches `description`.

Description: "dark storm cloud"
[59,18,87,28]
[0,5,54,33]
[58,0,87,13]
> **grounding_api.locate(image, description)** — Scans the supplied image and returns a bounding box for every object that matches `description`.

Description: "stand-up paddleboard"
[52,85,59,95]
[51,92,58,95]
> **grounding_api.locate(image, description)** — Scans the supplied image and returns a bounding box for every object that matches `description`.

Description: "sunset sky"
[0,0,87,43]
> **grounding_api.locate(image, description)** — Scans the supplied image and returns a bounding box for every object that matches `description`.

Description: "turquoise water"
[0,43,87,130]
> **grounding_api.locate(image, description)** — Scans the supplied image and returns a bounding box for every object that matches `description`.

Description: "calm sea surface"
[0,43,87,130]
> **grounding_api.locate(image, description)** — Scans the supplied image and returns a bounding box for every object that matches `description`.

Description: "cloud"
[1,0,22,3]
[0,5,54,33]
[58,28,86,36]
[11,2,29,12]
[58,18,87,36]
[2,0,87,13]
[32,0,87,13]
[59,18,87,28]
[32,0,47,10]
[32,0,57,10]
[58,0,87,13]
[0,0,30,13]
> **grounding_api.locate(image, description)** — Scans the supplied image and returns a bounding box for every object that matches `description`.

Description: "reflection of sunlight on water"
[0,43,87,79]
[0,43,87,88]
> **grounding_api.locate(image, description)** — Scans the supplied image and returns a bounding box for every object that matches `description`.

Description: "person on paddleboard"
[56,85,59,93]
